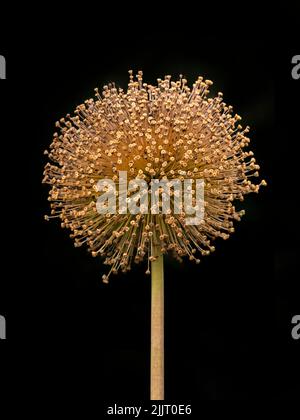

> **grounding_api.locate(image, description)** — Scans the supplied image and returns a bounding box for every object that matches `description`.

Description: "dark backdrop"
[0,27,299,404]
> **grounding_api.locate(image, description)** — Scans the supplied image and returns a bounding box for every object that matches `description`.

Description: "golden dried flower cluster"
[43,71,266,283]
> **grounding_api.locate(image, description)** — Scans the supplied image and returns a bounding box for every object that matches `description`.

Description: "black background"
[0,19,299,405]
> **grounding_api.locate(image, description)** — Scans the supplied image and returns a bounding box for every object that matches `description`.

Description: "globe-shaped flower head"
[43,71,266,282]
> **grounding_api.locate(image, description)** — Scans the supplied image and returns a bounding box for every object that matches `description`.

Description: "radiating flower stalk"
[43,71,266,399]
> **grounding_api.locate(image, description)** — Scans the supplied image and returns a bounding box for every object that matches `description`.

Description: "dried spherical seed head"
[43,71,266,283]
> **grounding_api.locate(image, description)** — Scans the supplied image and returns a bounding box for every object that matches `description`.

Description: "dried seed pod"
[43,71,266,282]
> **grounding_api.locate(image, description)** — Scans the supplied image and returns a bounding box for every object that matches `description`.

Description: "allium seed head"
[43,71,266,282]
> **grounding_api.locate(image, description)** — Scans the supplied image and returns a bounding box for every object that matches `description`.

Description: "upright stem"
[150,243,164,400]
